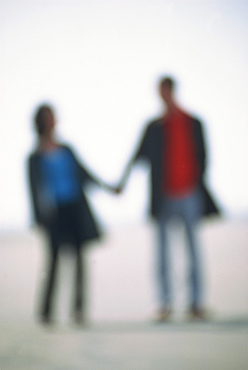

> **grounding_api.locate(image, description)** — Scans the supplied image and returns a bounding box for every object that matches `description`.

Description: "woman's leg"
[73,245,85,323]
[41,239,59,322]
[75,247,83,310]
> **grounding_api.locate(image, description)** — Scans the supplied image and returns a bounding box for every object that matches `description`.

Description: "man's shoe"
[154,307,171,323]
[188,307,209,321]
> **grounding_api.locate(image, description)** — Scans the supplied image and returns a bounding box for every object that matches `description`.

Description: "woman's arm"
[65,145,118,194]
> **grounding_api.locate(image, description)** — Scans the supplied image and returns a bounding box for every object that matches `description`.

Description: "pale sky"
[1,0,248,230]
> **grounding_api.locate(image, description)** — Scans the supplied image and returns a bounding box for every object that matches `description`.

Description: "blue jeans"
[156,188,204,309]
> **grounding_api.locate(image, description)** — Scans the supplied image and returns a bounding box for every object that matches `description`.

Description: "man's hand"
[113,186,123,194]
[104,184,123,194]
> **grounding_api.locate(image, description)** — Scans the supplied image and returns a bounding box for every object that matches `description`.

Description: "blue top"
[41,147,82,205]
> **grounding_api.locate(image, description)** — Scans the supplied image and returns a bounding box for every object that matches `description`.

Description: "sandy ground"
[0,217,247,369]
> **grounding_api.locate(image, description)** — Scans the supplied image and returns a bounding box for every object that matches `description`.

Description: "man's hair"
[33,104,54,136]
[159,76,176,90]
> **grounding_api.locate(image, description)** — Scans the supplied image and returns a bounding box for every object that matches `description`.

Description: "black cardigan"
[125,117,219,219]
[27,144,101,243]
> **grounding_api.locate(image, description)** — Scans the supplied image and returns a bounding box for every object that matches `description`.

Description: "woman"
[28,104,115,324]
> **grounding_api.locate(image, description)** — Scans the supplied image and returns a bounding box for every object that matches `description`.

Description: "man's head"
[34,104,56,137]
[159,76,176,107]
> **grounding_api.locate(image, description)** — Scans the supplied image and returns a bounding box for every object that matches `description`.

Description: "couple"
[28,76,219,324]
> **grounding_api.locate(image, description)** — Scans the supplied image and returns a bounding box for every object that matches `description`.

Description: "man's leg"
[182,189,205,316]
[155,201,173,320]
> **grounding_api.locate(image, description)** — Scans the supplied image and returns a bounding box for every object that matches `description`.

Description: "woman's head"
[34,104,56,137]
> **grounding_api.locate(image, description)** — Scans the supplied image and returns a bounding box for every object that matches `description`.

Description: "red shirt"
[162,109,199,197]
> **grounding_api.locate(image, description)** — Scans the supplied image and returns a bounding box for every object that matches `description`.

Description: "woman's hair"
[33,104,54,136]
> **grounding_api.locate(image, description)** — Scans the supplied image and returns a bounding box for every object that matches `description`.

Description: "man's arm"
[193,118,207,178]
[118,123,152,190]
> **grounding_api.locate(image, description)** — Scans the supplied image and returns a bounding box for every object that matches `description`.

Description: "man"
[119,77,219,321]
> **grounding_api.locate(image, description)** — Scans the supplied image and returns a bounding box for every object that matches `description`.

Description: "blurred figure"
[119,76,219,321]
[27,104,116,324]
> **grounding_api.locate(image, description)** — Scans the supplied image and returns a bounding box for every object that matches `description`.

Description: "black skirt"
[47,202,85,251]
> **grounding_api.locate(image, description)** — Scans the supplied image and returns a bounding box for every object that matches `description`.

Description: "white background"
[1,0,248,230]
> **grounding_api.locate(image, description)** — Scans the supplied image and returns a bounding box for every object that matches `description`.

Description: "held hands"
[112,177,127,194]
[102,183,123,194]
[103,167,130,195]
[104,178,126,194]
[107,184,123,195]
[114,185,123,194]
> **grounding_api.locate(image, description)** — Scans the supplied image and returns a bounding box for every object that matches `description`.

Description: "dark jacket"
[124,116,219,219]
[27,144,101,243]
